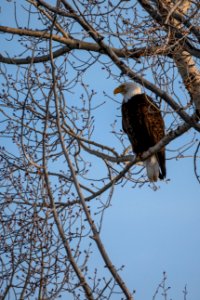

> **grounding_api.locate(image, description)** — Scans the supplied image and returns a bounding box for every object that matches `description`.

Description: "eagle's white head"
[113,82,142,103]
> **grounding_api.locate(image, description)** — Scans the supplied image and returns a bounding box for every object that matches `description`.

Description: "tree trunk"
[161,0,200,116]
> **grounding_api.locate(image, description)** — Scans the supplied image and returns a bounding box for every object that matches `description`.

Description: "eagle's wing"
[142,96,166,178]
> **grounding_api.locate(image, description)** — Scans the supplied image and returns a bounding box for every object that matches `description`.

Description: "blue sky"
[0,1,200,299]
[102,157,200,299]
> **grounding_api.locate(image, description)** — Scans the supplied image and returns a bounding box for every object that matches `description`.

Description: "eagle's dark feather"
[122,93,166,179]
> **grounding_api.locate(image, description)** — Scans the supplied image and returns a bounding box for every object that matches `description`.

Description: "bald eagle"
[114,82,166,182]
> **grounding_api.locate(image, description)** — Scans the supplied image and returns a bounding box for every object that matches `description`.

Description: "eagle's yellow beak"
[113,85,125,95]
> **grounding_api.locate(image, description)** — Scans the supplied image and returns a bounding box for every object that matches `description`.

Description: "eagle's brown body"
[122,93,166,180]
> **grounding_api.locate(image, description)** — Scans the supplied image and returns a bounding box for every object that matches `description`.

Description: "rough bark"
[159,0,200,116]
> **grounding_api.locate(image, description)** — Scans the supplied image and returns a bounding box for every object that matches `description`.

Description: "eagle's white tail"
[144,155,159,182]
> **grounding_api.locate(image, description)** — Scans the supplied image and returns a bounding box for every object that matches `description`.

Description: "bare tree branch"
[0,1,199,299]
